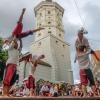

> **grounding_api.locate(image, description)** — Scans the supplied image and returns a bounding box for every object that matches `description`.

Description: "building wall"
[18,61,25,84]
[30,35,56,81]
[30,34,73,84]
[34,65,51,81]
[50,35,73,83]
[91,50,100,81]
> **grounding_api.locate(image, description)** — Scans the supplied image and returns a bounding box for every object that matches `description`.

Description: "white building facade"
[30,0,73,84]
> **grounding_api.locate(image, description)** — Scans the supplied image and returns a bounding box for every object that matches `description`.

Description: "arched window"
[48,11,51,14]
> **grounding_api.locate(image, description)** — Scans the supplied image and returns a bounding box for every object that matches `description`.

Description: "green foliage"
[36,79,44,85]
[0,37,3,50]
[0,37,8,63]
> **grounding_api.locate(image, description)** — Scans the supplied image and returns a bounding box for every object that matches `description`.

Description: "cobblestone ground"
[0,96,100,100]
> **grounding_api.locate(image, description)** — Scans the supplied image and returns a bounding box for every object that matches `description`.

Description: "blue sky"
[0,0,100,83]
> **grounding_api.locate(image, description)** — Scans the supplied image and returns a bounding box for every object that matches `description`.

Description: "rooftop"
[92,50,100,62]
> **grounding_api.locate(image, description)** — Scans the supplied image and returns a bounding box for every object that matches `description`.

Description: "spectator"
[53,84,58,97]
[40,81,49,96]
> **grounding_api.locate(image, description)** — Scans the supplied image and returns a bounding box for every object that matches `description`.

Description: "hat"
[78,27,88,34]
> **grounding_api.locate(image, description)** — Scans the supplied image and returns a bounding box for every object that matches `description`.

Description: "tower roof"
[34,0,64,16]
[92,50,100,62]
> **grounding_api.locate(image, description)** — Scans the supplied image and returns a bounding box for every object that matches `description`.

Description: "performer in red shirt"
[9,8,44,51]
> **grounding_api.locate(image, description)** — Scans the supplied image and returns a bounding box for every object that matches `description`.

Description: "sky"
[0,0,100,83]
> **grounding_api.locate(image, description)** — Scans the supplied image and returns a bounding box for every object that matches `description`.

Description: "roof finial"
[46,0,52,2]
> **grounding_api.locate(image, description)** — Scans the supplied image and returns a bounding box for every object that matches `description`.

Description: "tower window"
[59,34,61,37]
[39,24,41,26]
[38,33,41,36]
[48,22,51,24]
[40,13,42,16]
[48,11,51,14]
[63,44,65,47]
[38,42,41,46]
[48,31,51,33]
[56,40,58,43]
[61,54,64,57]
[46,0,52,2]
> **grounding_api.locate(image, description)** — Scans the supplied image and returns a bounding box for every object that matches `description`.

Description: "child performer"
[20,54,45,96]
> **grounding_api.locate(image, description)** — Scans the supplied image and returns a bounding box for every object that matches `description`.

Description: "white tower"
[34,0,64,41]
[30,0,73,84]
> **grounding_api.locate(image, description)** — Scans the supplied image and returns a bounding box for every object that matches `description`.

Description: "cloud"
[84,3,100,34]
[82,2,100,50]
[0,0,41,37]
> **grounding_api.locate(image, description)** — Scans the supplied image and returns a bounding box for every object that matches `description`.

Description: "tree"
[0,37,8,63]
[0,37,8,81]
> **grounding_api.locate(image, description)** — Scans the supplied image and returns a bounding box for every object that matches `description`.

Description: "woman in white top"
[3,36,19,96]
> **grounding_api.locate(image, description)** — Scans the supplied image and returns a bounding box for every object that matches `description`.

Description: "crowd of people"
[0,79,100,97]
